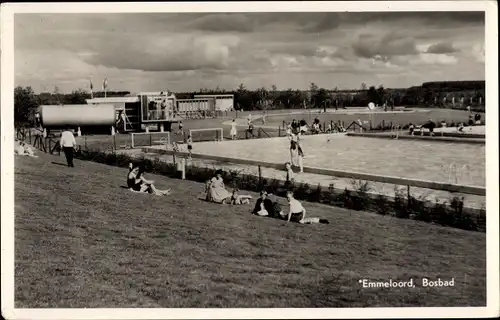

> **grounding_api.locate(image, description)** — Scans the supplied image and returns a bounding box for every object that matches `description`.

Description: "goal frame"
[130,131,171,148]
[189,128,224,142]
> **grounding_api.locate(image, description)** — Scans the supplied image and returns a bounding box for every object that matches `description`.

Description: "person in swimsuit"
[230,189,253,205]
[127,163,171,196]
[284,162,295,189]
[186,135,193,159]
[283,190,329,224]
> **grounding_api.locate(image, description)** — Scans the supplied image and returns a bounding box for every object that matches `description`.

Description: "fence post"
[407,185,411,210]
[113,134,116,151]
[278,126,281,137]
[149,132,152,146]
[258,165,262,187]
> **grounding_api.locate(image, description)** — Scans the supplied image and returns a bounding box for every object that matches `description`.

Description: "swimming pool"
[190,134,485,187]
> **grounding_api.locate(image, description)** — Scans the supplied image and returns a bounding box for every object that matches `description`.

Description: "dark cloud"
[302,13,340,33]
[352,33,419,59]
[188,14,255,33]
[338,11,484,26]
[265,43,323,57]
[426,41,459,54]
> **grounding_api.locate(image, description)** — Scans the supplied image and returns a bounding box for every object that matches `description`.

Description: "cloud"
[302,13,340,33]
[406,53,458,66]
[352,33,419,59]
[188,14,255,33]
[13,12,485,93]
[426,42,459,54]
[471,43,485,63]
[82,35,241,72]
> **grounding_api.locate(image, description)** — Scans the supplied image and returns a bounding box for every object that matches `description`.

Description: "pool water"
[191,134,485,187]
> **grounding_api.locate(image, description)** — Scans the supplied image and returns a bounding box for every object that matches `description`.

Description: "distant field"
[15,153,486,307]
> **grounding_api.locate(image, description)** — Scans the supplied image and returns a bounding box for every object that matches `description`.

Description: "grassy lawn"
[14,152,486,308]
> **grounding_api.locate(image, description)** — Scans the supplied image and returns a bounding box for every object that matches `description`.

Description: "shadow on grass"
[51,162,69,167]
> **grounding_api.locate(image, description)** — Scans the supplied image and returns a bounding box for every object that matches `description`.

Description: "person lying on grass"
[282,190,329,224]
[230,189,253,205]
[15,141,38,158]
[127,163,171,196]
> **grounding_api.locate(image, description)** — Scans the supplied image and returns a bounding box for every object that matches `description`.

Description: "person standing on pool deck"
[230,119,238,140]
[60,125,76,167]
[186,135,193,159]
[177,121,184,135]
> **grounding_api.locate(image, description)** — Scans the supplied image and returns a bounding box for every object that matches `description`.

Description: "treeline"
[179,81,485,112]
[14,80,486,126]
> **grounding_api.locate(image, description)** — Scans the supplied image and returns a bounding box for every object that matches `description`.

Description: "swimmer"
[186,135,193,159]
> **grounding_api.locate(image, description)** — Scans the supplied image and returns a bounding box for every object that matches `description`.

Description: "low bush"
[74,149,485,233]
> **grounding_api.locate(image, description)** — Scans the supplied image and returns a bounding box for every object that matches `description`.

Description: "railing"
[345,121,366,132]
[245,127,271,139]
[16,126,61,155]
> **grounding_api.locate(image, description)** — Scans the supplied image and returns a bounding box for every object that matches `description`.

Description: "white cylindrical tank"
[39,104,116,127]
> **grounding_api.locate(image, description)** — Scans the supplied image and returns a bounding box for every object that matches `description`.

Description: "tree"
[65,89,90,104]
[14,86,39,126]
[237,83,246,92]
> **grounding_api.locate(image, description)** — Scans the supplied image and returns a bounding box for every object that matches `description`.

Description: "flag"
[102,78,108,91]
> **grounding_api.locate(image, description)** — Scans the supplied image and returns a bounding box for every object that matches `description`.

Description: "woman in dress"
[206,169,232,203]
[127,163,171,196]
[230,119,238,140]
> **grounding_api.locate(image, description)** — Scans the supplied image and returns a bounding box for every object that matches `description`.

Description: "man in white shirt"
[284,190,330,224]
[286,190,307,223]
[60,126,76,167]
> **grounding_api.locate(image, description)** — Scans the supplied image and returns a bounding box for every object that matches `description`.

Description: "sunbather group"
[126,162,329,225]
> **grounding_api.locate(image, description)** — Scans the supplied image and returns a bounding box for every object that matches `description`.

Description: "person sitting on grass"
[230,189,253,205]
[15,141,38,158]
[206,169,232,203]
[282,190,329,224]
[252,190,277,217]
[127,163,171,196]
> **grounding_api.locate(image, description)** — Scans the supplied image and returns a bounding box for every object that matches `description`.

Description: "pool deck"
[117,148,486,211]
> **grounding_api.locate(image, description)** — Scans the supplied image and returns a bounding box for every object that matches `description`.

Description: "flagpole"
[90,77,94,99]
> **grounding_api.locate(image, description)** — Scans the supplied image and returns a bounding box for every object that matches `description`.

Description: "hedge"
[74,148,485,233]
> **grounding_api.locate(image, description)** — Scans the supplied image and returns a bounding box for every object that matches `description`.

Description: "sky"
[14,12,485,94]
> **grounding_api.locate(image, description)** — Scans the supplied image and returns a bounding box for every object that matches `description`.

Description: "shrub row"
[75,148,486,233]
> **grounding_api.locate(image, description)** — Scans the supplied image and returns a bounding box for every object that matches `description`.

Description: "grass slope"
[15,153,486,308]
